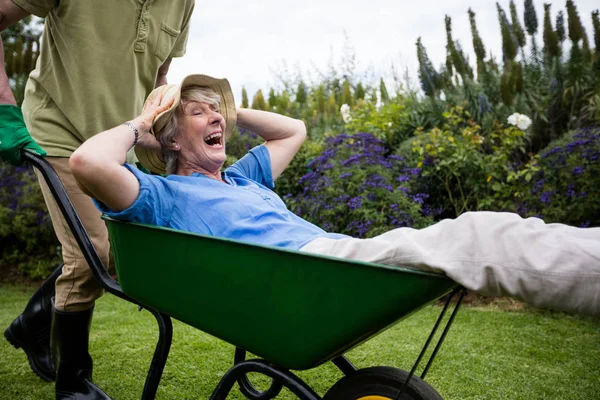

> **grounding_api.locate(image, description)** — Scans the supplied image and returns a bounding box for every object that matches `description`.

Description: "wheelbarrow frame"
[23,150,465,400]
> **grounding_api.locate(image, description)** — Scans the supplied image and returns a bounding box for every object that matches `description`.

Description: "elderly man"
[0,0,194,398]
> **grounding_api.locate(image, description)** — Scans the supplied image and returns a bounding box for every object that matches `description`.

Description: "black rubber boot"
[4,264,63,382]
[51,302,111,400]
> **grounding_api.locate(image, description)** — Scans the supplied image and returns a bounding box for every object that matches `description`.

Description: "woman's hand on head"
[134,90,175,149]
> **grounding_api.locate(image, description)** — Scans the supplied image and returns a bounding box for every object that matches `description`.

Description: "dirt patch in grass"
[438,290,529,311]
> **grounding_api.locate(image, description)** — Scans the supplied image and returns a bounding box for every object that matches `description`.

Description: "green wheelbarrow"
[25,150,465,400]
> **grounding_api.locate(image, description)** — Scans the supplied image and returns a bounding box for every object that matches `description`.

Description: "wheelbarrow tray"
[106,218,456,371]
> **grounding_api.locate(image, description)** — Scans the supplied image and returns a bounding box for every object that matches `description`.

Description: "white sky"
[168,0,599,104]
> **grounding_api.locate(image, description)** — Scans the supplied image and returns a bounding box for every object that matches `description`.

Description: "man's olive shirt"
[15,0,194,156]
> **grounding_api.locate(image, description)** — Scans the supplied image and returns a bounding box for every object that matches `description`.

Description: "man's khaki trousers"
[35,157,109,312]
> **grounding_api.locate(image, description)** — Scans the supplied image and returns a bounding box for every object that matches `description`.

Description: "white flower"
[387,122,393,127]
[507,113,532,130]
[340,104,352,123]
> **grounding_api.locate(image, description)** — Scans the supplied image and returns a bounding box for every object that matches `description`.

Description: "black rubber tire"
[323,366,444,400]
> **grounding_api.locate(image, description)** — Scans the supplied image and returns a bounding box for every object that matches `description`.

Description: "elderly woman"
[70,75,600,317]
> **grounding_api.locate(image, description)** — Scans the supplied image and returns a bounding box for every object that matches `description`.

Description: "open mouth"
[204,132,223,147]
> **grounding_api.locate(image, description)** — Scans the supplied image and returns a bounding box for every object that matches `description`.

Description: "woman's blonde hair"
[158,86,222,175]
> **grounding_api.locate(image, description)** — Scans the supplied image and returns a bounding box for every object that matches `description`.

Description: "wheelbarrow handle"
[22,149,174,400]
[21,149,125,297]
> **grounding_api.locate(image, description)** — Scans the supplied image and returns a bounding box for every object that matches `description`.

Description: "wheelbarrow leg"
[141,310,173,400]
[211,359,321,400]
[332,356,357,376]
[395,287,466,400]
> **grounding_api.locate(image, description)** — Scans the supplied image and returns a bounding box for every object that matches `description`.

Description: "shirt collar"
[189,171,235,186]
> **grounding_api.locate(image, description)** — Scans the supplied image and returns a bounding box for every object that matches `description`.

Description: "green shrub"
[410,106,529,218]
[343,100,409,149]
[0,164,60,278]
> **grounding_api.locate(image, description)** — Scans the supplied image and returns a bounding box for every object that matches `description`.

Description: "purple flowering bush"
[286,132,434,238]
[514,128,600,227]
[0,164,60,278]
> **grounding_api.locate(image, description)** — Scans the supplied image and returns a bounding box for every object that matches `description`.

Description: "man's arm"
[236,109,306,180]
[0,0,31,104]
[155,57,172,87]
[0,0,47,164]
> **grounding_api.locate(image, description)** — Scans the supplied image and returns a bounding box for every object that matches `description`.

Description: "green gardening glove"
[0,104,47,165]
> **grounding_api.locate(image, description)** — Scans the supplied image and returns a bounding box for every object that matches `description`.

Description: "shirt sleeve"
[93,164,177,225]
[169,0,195,58]
[11,0,56,18]
[225,145,275,189]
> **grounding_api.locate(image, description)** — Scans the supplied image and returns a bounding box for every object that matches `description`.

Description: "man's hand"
[0,105,47,165]
[1,1,41,164]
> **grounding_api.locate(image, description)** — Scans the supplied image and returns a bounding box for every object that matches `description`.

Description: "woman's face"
[176,101,226,173]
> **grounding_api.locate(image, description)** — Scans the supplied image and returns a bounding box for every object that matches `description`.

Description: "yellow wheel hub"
[357,397,392,400]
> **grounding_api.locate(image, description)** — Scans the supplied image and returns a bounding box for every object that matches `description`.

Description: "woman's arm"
[70,93,172,211]
[236,108,306,180]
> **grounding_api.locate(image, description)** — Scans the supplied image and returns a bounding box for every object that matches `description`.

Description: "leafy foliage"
[0,164,60,278]
[410,106,529,217]
[342,99,409,149]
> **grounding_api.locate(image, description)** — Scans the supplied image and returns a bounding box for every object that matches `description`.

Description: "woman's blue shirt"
[96,145,348,250]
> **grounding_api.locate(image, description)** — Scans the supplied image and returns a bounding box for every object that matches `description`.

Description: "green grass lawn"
[1,285,598,400]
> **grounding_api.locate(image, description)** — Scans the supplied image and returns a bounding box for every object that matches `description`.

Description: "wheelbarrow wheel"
[323,366,443,400]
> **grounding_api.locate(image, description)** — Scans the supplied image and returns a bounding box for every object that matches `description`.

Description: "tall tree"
[268,88,278,109]
[379,78,390,104]
[509,1,527,50]
[278,90,290,113]
[416,37,440,97]
[251,89,267,110]
[524,0,539,57]
[241,87,249,108]
[592,10,600,63]
[556,10,566,43]
[295,81,307,105]
[497,3,517,63]
[566,0,586,42]
[524,0,538,35]
[566,0,591,62]
[498,3,519,106]
[313,85,326,114]
[326,92,337,116]
[445,15,472,79]
[354,83,365,101]
[543,3,560,59]
[341,79,353,106]
[469,8,487,79]
[593,10,600,48]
